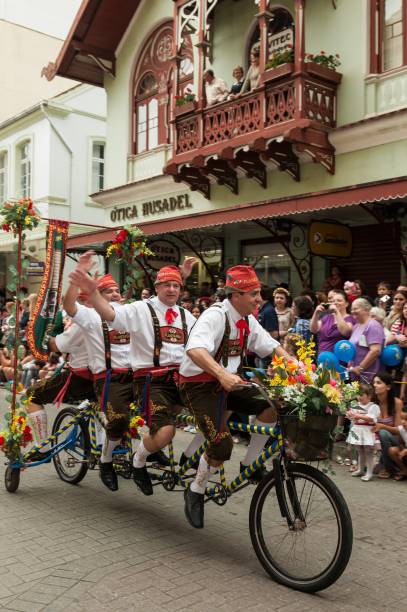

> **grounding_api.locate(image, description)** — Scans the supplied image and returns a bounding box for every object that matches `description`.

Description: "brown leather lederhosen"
[133,303,188,434]
[179,305,268,462]
[93,320,133,438]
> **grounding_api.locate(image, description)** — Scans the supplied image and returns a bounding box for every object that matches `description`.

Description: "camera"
[322,303,330,310]
[380,295,391,302]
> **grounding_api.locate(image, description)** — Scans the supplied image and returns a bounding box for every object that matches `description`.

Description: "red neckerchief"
[235,319,250,348]
[165,308,178,325]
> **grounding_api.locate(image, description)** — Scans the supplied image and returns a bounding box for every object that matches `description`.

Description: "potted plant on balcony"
[263,46,294,82]
[305,51,342,84]
[174,92,197,116]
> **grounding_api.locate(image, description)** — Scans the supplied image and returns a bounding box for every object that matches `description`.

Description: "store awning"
[67,176,407,248]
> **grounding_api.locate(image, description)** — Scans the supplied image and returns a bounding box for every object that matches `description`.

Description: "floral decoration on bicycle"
[0,384,33,462]
[266,338,360,420]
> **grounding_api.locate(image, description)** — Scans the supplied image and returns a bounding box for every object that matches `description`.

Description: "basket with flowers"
[266,338,359,460]
[1,198,41,235]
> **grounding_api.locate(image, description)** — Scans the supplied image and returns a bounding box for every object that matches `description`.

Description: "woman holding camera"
[310,290,355,355]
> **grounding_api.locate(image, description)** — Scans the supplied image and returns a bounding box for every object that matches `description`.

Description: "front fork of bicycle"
[273,457,306,528]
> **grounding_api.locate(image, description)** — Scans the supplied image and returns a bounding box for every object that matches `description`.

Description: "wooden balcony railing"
[166,64,341,198]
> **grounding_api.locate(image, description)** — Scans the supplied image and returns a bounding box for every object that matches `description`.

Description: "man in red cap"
[179,265,292,529]
[63,270,136,491]
[69,255,197,496]
[24,303,96,463]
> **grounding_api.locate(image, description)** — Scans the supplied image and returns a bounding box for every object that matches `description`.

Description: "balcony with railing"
[165,0,342,199]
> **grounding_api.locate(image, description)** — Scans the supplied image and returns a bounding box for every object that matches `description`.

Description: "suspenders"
[146,302,188,367]
[211,304,249,373]
[101,320,112,371]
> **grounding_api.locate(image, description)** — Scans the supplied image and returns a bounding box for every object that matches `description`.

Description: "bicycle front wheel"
[52,407,90,485]
[249,462,352,593]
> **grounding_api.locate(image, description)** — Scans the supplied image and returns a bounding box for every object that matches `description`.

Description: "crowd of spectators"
[2,269,407,482]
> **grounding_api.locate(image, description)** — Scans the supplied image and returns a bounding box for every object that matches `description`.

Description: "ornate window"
[371,0,407,73]
[17,141,31,198]
[91,141,105,192]
[133,23,175,154]
[0,151,7,204]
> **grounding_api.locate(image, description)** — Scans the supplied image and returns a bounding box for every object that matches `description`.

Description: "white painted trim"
[332,112,407,154]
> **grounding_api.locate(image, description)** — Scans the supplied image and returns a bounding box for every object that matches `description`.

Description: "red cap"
[154,265,183,286]
[225,265,261,292]
[97,274,119,292]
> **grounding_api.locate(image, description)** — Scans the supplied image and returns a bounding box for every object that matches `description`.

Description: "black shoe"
[240,462,267,484]
[133,465,153,496]
[99,462,118,491]
[147,449,171,467]
[184,487,204,529]
[26,449,51,463]
[179,452,199,470]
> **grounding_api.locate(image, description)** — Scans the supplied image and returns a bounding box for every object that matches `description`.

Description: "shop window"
[132,22,175,154]
[371,0,407,73]
[0,151,7,204]
[91,141,105,193]
[17,141,31,198]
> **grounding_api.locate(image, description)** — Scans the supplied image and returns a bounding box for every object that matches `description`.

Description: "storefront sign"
[308,221,352,258]
[27,261,45,276]
[144,239,181,271]
[268,28,294,56]
[110,193,192,223]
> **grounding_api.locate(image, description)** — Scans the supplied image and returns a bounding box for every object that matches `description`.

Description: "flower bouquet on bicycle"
[265,338,360,460]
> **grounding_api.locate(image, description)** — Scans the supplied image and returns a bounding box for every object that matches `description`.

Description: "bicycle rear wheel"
[5,466,20,493]
[52,407,90,485]
[249,462,352,592]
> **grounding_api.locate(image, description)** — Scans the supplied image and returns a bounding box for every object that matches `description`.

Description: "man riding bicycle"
[179,265,292,528]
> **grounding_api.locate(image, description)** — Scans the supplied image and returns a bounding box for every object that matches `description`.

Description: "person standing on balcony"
[204,69,228,106]
[240,47,261,95]
[228,65,245,100]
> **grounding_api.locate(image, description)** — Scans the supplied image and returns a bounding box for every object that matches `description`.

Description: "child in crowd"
[283,333,301,359]
[374,281,393,313]
[346,384,380,481]
[387,411,407,481]
[343,281,358,304]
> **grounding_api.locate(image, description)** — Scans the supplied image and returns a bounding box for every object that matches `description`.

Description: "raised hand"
[76,250,97,274]
[179,256,199,280]
[69,269,98,294]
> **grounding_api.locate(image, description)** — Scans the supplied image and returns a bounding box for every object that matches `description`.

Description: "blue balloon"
[317,351,340,370]
[333,340,356,363]
[336,363,346,380]
[381,345,404,367]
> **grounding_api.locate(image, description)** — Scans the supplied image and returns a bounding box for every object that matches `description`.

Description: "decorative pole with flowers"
[106,225,153,299]
[0,198,40,460]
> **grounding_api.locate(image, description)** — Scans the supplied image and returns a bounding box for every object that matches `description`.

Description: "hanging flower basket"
[305,62,342,84]
[175,100,198,116]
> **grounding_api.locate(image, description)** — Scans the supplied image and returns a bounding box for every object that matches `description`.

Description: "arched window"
[133,23,174,154]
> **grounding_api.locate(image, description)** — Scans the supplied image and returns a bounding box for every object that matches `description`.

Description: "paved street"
[0,390,406,612]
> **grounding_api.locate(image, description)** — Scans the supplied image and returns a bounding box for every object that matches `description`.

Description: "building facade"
[0,84,106,293]
[47,0,407,295]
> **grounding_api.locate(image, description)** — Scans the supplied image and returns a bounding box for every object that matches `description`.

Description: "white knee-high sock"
[191,455,216,494]
[183,432,205,457]
[365,448,374,478]
[242,418,271,466]
[28,409,49,452]
[133,439,150,468]
[100,435,119,463]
